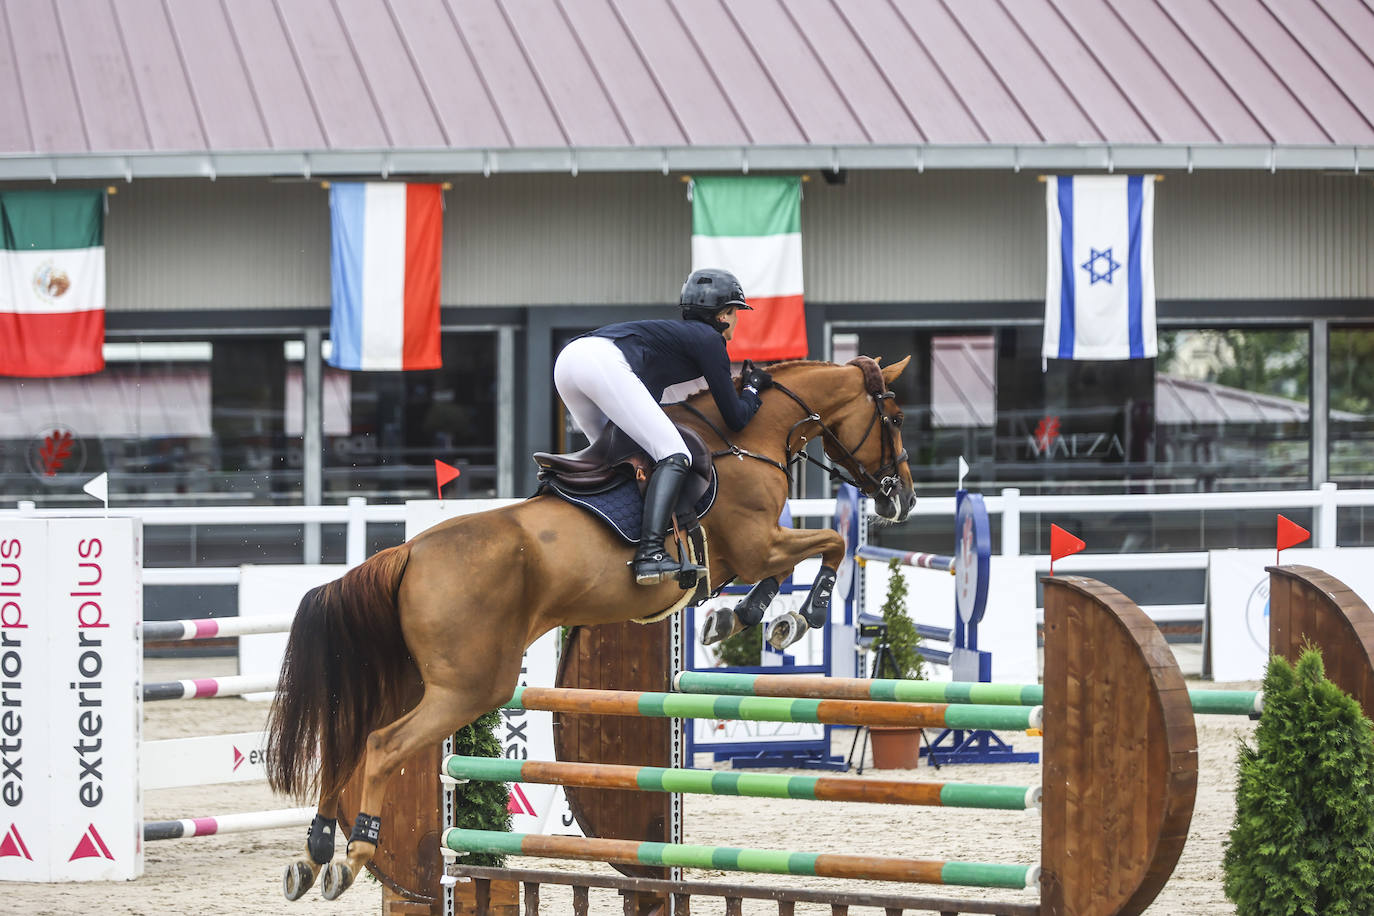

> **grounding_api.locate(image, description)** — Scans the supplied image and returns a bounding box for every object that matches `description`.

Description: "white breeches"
[554,336,689,462]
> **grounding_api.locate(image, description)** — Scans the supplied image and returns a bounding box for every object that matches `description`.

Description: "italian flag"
[0,189,106,377]
[691,176,807,361]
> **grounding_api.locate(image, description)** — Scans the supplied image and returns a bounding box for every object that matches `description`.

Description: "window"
[0,337,300,508]
[323,332,498,502]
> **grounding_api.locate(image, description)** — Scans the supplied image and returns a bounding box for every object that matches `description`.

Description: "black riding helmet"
[680,268,751,332]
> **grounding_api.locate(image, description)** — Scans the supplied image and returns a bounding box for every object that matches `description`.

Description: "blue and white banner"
[1043,175,1156,361]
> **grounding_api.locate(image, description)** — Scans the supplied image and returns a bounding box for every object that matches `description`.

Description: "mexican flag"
[0,189,106,377]
[691,176,807,361]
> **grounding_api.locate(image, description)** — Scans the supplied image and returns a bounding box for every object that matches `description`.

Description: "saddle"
[533,422,714,517]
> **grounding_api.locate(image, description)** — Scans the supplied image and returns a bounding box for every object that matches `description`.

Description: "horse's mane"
[677,359,842,410]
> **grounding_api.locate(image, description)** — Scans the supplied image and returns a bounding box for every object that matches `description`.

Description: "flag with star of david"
[1043,175,1156,361]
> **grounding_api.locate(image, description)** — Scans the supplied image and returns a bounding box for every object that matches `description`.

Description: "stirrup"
[633,553,703,586]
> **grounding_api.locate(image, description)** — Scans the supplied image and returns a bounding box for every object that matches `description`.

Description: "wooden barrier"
[1040,575,1198,916]
[433,576,1198,916]
[1268,564,1374,723]
[380,565,1374,916]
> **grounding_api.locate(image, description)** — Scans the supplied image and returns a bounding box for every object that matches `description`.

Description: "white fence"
[6,485,1371,625]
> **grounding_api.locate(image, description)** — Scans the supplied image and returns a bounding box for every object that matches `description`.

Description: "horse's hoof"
[700,608,744,646]
[282,860,319,901]
[765,612,808,651]
[320,862,354,901]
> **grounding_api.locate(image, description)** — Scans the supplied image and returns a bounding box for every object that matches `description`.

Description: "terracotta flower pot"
[869,726,923,769]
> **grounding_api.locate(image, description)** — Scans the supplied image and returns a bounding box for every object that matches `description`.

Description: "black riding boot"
[633,454,695,585]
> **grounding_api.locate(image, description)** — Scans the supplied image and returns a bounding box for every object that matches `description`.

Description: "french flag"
[329,183,443,371]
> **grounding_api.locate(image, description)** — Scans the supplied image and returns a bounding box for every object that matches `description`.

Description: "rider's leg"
[631,453,696,584]
[552,337,698,584]
[554,338,614,444]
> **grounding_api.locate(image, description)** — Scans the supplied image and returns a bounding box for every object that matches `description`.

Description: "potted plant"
[869,557,926,768]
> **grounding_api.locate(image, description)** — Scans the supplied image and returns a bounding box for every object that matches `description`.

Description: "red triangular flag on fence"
[435,459,461,499]
[1276,514,1310,564]
[1049,524,1086,576]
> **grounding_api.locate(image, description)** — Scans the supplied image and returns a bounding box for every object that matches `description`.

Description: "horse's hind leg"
[282,798,339,900]
[321,686,498,901]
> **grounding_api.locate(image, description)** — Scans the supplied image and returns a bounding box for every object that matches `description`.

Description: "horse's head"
[769,356,917,523]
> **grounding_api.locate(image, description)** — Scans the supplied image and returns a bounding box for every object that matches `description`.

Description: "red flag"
[1276,514,1310,564]
[1049,524,1086,576]
[434,459,460,499]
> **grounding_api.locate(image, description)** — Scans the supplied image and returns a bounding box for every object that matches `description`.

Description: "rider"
[554,268,774,585]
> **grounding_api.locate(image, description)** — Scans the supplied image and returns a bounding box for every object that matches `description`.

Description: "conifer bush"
[449,711,511,866]
[1223,649,1374,914]
[878,557,925,680]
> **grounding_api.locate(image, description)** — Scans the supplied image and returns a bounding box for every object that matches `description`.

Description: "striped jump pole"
[856,545,955,573]
[673,671,1264,717]
[442,829,1039,891]
[143,673,279,701]
[144,807,313,841]
[442,755,1041,811]
[502,686,1042,732]
[142,613,295,641]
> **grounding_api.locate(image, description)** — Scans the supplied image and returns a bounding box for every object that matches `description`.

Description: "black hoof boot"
[797,566,837,628]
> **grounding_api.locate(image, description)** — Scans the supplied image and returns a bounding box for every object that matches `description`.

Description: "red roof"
[1,0,1370,179]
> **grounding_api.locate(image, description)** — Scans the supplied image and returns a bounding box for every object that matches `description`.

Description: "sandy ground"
[6,647,1251,915]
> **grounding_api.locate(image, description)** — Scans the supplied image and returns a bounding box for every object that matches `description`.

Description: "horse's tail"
[266,543,416,803]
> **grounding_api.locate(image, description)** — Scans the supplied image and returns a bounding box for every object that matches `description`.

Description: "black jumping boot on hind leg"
[633,454,701,585]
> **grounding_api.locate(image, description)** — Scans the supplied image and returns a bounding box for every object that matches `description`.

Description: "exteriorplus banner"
[0,521,49,881]
[0,518,142,883]
[46,518,142,881]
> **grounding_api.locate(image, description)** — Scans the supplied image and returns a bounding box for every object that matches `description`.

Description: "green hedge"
[449,711,512,867]
[1223,649,1374,914]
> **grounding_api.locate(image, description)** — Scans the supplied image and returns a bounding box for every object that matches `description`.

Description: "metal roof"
[2,0,1372,181]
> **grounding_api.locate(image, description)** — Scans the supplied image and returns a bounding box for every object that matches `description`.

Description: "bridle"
[678,357,910,503]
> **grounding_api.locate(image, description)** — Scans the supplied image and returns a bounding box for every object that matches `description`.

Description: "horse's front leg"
[282,801,339,900]
[717,526,846,651]
[701,576,780,645]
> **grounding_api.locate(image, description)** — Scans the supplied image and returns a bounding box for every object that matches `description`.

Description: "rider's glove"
[741,361,773,393]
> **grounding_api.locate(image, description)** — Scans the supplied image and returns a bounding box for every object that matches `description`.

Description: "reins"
[674,358,909,499]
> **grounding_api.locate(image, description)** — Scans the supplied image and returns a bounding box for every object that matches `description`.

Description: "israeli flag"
[1043,175,1156,361]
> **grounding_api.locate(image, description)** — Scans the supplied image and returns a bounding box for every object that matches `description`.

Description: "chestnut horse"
[265,356,915,901]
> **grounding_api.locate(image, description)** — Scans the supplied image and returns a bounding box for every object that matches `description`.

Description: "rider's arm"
[700,334,761,431]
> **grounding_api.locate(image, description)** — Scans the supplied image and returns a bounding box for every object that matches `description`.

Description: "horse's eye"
[890,413,904,428]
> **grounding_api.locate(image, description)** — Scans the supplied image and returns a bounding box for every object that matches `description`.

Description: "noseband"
[775,356,909,501]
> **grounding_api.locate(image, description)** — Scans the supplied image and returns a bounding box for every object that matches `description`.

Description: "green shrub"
[1223,649,1374,914]
[878,557,925,680]
[449,711,511,866]
[713,621,763,667]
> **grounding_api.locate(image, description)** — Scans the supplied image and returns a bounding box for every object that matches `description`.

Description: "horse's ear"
[881,355,912,384]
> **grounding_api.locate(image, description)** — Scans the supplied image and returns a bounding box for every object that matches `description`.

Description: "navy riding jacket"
[585,319,762,431]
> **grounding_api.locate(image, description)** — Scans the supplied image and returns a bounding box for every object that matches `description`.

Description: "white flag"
[1043,175,1156,361]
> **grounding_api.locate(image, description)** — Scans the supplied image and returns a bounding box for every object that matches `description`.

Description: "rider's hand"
[741,362,773,392]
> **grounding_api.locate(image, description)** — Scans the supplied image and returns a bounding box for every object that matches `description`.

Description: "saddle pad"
[545,470,718,545]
